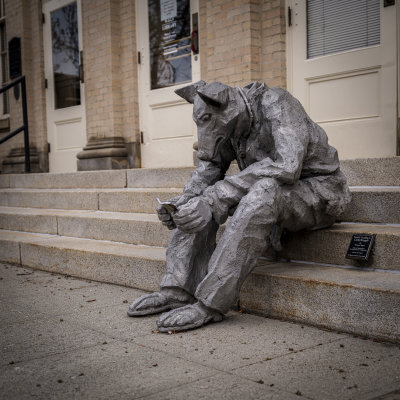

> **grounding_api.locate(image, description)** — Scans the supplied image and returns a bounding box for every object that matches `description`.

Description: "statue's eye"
[200,113,211,122]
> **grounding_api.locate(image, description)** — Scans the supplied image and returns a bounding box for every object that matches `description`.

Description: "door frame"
[286,0,399,157]
[135,0,200,168]
[43,0,86,172]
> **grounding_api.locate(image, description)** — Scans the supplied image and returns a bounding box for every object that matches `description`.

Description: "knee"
[234,178,281,220]
[251,177,279,194]
[243,178,280,206]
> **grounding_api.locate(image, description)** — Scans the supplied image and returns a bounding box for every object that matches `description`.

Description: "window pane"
[2,92,8,114]
[51,2,80,109]
[0,0,5,19]
[148,0,192,90]
[0,23,5,52]
[307,0,380,59]
[1,53,7,83]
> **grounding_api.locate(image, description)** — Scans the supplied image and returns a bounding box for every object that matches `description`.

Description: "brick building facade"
[0,0,398,173]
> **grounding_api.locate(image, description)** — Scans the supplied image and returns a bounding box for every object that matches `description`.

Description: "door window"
[148,0,191,90]
[51,1,81,109]
[307,0,380,59]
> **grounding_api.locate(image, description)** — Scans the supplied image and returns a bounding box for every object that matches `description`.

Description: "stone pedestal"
[2,146,41,173]
[77,137,129,171]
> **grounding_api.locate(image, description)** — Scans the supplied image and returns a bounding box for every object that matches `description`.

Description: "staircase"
[0,158,399,342]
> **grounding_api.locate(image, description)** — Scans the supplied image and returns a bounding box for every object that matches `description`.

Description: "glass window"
[307,0,380,59]
[51,2,81,109]
[148,0,192,90]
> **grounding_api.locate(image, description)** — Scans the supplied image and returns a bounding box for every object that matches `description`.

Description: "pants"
[160,176,339,314]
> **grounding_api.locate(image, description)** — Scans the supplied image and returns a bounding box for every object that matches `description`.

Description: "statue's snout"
[197,134,226,161]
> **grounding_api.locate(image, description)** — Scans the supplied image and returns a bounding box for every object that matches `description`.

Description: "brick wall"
[26,0,47,154]
[119,0,139,143]
[200,0,261,86]
[82,0,139,143]
[0,0,287,172]
[199,0,286,88]
[0,0,23,164]
[0,0,47,170]
[82,0,121,140]
[261,0,286,88]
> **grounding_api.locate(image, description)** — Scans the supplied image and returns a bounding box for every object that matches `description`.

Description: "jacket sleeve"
[168,159,230,208]
[202,120,309,224]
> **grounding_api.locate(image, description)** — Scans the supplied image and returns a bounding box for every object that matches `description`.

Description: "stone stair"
[0,158,399,342]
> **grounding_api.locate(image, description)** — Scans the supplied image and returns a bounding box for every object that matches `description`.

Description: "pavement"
[0,262,399,400]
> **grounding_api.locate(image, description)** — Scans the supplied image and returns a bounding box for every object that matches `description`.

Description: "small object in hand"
[156,198,177,213]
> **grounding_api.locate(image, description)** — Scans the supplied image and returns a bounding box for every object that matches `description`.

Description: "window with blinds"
[307,0,380,59]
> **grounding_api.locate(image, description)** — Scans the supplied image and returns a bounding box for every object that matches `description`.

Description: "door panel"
[43,0,86,172]
[287,0,397,159]
[137,0,200,168]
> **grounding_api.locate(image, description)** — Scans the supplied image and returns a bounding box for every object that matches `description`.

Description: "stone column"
[77,0,140,171]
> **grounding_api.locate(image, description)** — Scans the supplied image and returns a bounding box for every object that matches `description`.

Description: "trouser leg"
[195,178,282,314]
[160,219,219,296]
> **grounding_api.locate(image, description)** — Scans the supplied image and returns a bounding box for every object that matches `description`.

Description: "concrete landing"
[1,262,399,400]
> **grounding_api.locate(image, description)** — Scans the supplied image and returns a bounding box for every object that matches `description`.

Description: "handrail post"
[20,76,30,173]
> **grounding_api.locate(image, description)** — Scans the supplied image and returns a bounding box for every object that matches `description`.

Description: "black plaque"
[346,234,375,261]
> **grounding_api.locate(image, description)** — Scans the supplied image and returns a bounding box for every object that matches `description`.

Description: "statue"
[128,81,352,332]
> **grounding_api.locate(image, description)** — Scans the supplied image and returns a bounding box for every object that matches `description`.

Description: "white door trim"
[43,0,86,172]
[286,0,398,159]
[136,0,200,168]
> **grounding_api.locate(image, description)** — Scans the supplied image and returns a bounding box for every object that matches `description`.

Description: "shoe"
[127,290,192,317]
[156,302,223,333]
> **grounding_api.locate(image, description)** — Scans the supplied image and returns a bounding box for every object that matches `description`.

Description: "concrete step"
[1,185,398,223]
[341,157,400,186]
[240,260,400,343]
[278,222,400,271]
[0,207,398,269]
[342,187,400,224]
[0,188,181,213]
[0,168,193,189]
[0,170,127,189]
[0,157,398,189]
[0,229,398,342]
[0,230,166,291]
[0,207,172,247]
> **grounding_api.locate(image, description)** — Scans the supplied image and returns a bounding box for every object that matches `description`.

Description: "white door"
[136,0,200,168]
[43,0,86,172]
[287,0,397,159]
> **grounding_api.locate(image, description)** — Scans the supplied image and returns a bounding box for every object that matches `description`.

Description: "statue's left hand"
[173,197,212,233]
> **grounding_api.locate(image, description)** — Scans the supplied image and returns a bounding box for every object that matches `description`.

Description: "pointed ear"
[197,82,230,107]
[175,80,207,104]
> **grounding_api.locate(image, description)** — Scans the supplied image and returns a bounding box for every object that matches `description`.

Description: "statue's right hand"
[157,205,177,230]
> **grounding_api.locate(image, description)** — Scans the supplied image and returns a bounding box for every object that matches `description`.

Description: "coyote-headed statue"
[128,81,352,332]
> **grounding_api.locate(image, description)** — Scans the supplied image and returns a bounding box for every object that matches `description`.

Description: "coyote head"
[175,81,246,162]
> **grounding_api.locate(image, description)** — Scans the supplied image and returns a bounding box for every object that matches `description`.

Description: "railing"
[0,76,30,172]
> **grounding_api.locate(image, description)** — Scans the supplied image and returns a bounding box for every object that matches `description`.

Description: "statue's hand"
[157,205,177,230]
[173,197,212,233]
[156,194,194,230]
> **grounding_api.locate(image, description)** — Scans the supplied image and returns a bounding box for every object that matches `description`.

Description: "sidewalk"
[1,262,399,400]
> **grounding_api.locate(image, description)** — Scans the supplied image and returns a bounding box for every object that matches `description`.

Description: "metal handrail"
[0,76,30,172]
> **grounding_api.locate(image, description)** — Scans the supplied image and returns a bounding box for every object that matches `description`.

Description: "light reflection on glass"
[148,0,192,90]
[51,2,81,109]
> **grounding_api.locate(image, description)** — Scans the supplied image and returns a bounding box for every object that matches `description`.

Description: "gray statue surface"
[128,81,352,333]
